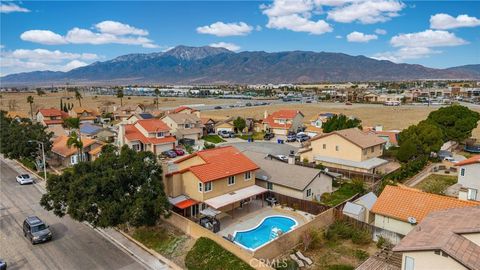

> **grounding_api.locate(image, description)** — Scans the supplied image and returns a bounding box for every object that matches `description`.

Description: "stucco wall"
[202,171,256,200]
[177,155,205,170]
[374,214,414,236]
[463,232,480,246]
[309,134,363,162]
[401,251,467,270]
[458,164,480,200]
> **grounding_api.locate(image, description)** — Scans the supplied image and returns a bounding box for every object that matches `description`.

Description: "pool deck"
[217,199,311,238]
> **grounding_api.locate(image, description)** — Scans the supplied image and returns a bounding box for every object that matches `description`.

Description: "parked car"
[286,134,297,142]
[245,103,252,107]
[16,174,34,185]
[218,130,235,138]
[345,102,352,105]
[276,155,288,161]
[214,106,222,110]
[23,216,52,244]
[443,156,458,163]
[162,150,177,158]
[297,134,310,142]
[263,133,275,140]
[0,259,6,270]
[174,149,185,156]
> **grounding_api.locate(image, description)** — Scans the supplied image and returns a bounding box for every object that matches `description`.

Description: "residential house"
[263,110,304,135]
[50,135,104,167]
[164,146,265,217]
[455,155,480,201]
[125,112,154,124]
[299,128,388,175]
[342,192,377,223]
[6,111,29,121]
[169,106,200,117]
[162,113,204,144]
[200,117,216,135]
[113,105,144,121]
[371,185,479,236]
[69,107,99,123]
[80,123,116,142]
[365,126,400,149]
[36,108,68,126]
[118,119,176,154]
[243,151,334,200]
[393,206,480,270]
[214,118,235,133]
[305,113,335,137]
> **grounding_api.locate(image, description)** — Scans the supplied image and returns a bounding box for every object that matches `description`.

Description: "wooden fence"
[268,191,330,215]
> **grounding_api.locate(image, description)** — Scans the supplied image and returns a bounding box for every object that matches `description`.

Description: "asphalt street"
[0,160,146,270]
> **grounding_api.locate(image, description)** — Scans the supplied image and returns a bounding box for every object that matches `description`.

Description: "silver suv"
[23,216,52,244]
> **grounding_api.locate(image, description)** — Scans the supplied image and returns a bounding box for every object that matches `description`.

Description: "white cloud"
[20,21,158,48]
[1,49,98,75]
[430,13,480,30]
[390,29,467,48]
[335,35,342,39]
[327,0,405,24]
[261,0,332,35]
[197,22,253,37]
[373,47,441,62]
[209,42,241,52]
[375,28,387,35]
[346,31,378,42]
[0,3,30,13]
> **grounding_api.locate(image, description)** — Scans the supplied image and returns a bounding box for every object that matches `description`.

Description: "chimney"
[264,110,269,119]
[288,150,295,165]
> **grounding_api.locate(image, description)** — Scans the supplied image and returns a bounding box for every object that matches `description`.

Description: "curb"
[116,229,183,270]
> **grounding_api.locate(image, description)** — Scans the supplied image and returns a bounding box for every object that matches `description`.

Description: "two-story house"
[36,108,68,126]
[455,155,480,201]
[50,135,104,167]
[68,107,99,123]
[263,110,304,135]
[164,146,265,218]
[299,128,388,174]
[393,206,480,270]
[118,119,176,154]
[162,113,204,144]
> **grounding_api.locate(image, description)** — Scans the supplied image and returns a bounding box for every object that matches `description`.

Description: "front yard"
[201,135,226,144]
[414,174,457,195]
[238,131,266,141]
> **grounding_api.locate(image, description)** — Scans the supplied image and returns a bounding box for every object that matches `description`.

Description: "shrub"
[310,229,323,250]
[353,249,369,260]
[19,158,36,171]
[303,158,309,164]
[376,236,390,248]
[351,230,371,245]
[325,221,371,245]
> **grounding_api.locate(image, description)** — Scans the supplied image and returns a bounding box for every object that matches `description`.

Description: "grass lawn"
[414,174,457,195]
[185,237,254,270]
[321,182,364,207]
[238,132,266,141]
[201,135,226,144]
[132,225,189,257]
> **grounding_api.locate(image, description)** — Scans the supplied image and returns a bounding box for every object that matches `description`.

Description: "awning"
[200,207,221,217]
[204,185,268,209]
[168,195,198,209]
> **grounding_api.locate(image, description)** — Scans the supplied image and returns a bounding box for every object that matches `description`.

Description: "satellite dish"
[407,217,417,224]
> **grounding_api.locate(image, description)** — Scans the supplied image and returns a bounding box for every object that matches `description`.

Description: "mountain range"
[2,45,479,86]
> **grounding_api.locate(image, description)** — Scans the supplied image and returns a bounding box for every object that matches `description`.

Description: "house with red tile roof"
[393,206,480,270]
[164,146,266,218]
[364,126,400,149]
[162,113,204,144]
[371,185,479,236]
[455,155,480,201]
[50,135,104,167]
[36,108,68,126]
[263,109,304,135]
[118,119,176,155]
[68,107,99,123]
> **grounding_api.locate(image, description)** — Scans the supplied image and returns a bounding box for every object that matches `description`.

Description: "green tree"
[40,145,169,228]
[427,105,480,143]
[36,88,46,96]
[27,95,34,120]
[74,89,83,107]
[117,89,124,106]
[60,98,63,111]
[154,88,160,109]
[233,117,247,134]
[396,120,443,161]
[64,117,83,160]
[322,114,362,133]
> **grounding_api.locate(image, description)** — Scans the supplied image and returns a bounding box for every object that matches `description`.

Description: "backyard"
[414,174,457,195]
[321,181,365,207]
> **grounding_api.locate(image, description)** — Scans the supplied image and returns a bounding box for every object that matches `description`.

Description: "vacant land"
[414,174,457,195]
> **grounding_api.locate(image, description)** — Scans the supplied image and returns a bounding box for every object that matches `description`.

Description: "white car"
[276,155,288,161]
[16,174,34,185]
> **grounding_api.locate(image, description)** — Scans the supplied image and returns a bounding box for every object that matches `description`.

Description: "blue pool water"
[233,216,297,250]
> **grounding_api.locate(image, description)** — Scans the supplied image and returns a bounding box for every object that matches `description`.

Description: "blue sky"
[1,1,479,75]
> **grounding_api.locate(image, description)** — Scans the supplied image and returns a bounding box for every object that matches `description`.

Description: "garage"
[155,143,175,153]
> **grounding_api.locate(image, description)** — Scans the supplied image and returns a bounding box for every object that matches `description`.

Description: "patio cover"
[204,185,268,209]
[200,207,221,217]
[168,195,198,209]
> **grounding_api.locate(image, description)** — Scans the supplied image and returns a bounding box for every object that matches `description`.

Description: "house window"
[205,182,212,192]
[198,182,203,192]
[306,188,312,197]
[267,182,273,190]
[228,176,235,186]
[70,155,78,165]
[322,144,326,149]
[461,168,465,176]
[185,124,191,128]
[467,188,478,201]
[156,132,165,138]
[404,256,415,270]
[132,144,141,152]
[335,145,339,151]
[245,171,251,180]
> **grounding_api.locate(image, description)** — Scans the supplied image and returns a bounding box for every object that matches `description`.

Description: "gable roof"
[371,185,480,223]
[172,146,259,183]
[38,108,65,117]
[72,107,98,115]
[173,106,198,113]
[311,128,386,149]
[270,110,303,119]
[164,113,202,124]
[455,155,480,166]
[393,206,480,270]
[136,119,170,133]
[124,124,175,145]
[52,135,98,157]
[7,111,29,119]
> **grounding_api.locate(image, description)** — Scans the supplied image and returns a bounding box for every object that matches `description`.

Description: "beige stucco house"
[50,135,104,167]
[36,108,68,126]
[455,155,480,201]
[68,107,99,123]
[393,206,480,270]
[263,110,304,135]
[118,119,176,155]
[162,113,204,144]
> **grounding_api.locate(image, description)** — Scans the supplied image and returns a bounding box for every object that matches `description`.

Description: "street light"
[28,140,47,182]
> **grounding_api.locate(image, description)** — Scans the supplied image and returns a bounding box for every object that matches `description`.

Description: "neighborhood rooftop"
[311,128,386,149]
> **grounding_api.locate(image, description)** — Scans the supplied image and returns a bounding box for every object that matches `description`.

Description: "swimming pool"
[233,215,298,251]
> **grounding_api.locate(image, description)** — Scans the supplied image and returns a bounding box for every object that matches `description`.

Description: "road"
[0,160,146,270]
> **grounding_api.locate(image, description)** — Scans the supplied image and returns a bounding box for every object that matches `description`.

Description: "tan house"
[263,110,304,135]
[169,106,200,117]
[164,146,266,217]
[214,118,235,133]
[7,111,29,120]
[299,128,388,174]
[36,108,68,126]
[371,185,480,236]
[68,107,99,123]
[162,113,204,144]
[50,135,104,167]
[393,206,480,270]
[118,119,176,155]
[113,105,144,121]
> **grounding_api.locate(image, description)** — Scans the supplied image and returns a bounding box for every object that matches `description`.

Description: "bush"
[351,230,371,245]
[353,249,369,260]
[325,221,371,245]
[310,229,323,250]
[387,156,428,181]
[303,158,309,164]
[376,236,391,248]
[19,158,36,171]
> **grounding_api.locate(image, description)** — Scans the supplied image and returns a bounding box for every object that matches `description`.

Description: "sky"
[1,0,480,76]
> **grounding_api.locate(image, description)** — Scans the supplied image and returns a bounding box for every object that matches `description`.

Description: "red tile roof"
[173,106,198,113]
[372,185,480,223]
[43,119,64,125]
[136,119,170,133]
[38,108,64,117]
[174,146,259,183]
[125,124,176,145]
[52,135,97,157]
[271,110,302,119]
[455,155,480,166]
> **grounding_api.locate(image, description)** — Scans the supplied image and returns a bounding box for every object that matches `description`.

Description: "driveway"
[221,141,299,156]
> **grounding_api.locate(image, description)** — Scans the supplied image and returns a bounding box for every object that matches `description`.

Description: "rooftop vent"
[407,217,417,225]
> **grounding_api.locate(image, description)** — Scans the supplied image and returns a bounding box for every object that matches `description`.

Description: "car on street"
[214,106,222,110]
[286,133,297,142]
[23,216,52,244]
[263,133,275,140]
[218,130,235,138]
[276,155,288,161]
[174,149,185,156]
[297,134,310,142]
[245,103,252,107]
[162,150,177,158]
[16,174,34,185]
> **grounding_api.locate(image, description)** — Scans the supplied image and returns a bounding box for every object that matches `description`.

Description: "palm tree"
[64,117,83,161]
[67,131,84,163]
[75,89,83,107]
[27,95,34,120]
[116,89,124,106]
[154,88,160,109]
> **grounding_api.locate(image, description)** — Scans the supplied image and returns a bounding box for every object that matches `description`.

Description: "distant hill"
[1,46,479,85]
